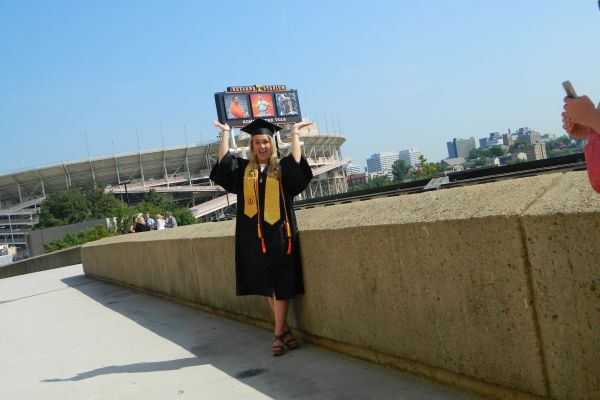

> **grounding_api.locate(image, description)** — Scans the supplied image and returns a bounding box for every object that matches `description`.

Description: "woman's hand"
[562,96,600,139]
[290,122,312,134]
[562,112,589,140]
[213,120,230,132]
[563,96,596,127]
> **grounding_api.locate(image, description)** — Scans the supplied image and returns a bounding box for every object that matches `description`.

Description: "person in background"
[155,214,166,230]
[134,214,150,232]
[165,211,177,228]
[144,212,155,230]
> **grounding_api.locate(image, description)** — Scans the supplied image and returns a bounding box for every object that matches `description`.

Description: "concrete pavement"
[0,265,476,399]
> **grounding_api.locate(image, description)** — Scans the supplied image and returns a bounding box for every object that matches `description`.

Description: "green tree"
[391,159,411,182]
[37,181,196,232]
[468,148,486,160]
[509,140,531,154]
[81,182,121,219]
[112,202,137,234]
[38,188,89,228]
[45,225,117,252]
[545,135,585,158]
[134,189,197,228]
[143,189,166,207]
[472,157,490,167]
[468,145,506,161]
[367,175,390,188]
[413,155,442,180]
[488,145,506,157]
[37,183,123,228]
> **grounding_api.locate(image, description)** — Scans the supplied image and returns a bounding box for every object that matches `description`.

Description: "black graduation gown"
[209,153,313,299]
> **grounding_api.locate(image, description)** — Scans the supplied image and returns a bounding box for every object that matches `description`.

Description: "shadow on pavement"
[48,273,471,400]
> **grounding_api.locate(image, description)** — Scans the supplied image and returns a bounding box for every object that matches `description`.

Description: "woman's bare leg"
[269,294,289,335]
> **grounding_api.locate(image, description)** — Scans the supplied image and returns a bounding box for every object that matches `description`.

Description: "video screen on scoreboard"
[250,93,275,118]
[223,94,250,120]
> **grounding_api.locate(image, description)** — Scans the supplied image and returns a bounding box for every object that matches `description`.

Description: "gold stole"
[243,165,280,225]
[243,164,293,255]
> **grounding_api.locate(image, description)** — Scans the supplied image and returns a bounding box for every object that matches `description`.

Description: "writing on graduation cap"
[227,85,287,93]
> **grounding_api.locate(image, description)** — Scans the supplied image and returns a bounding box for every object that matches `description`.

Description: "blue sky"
[1,0,600,173]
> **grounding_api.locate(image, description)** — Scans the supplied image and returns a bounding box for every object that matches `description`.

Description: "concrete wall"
[27,218,113,257]
[0,246,81,279]
[81,171,600,400]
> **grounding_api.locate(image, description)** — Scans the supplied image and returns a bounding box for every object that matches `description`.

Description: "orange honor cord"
[280,183,293,255]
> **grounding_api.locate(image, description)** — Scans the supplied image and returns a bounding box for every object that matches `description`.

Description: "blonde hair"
[248,135,281,179]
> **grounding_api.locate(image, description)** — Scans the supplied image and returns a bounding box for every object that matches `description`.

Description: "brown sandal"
[282,328,298,350]
[272,334,285,356]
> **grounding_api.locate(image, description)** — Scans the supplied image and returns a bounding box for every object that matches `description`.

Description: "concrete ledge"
[82,171,600,400]
[0,246,82,279]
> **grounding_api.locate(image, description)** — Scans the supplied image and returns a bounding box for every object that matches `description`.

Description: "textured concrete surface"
[0,265,475,400]
[521,172,600,400]
[298,218,546,396]
[81,170,600,400]
[0,246,81,279]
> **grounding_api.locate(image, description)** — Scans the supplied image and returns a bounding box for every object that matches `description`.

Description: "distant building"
[346,163,363,175]
[366,152,399,176]
[447,141,458,158]
[447,137,476,159]
[479,132,503,148]
[347,173,368,188]
[515,127,542,145]
[524,143,547,161]
[366,154,381,173]
[398,149,422,167]
[516,127,532,136]
[441,157,466,171]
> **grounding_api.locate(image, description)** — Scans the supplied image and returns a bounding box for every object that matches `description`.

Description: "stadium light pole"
[119,180,131,206]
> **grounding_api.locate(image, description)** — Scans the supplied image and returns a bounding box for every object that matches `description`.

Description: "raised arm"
[213,120,231,162]
[289,122,311,163]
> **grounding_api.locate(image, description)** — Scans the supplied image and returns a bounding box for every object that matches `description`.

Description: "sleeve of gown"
[280,155,313,197]
[209,153,245,194]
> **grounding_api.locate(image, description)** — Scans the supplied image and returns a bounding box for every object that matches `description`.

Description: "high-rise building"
[447,141,458,158]
[479,132,503,148]
[524,143,547,161]
[366,154,382,173]
[366,152,399,176]
[346,163,363,175]
[516,127,542,146]
[448,137,476,159]
[455,138,476,158]
[380,152,399,175]
[398,149,422,167]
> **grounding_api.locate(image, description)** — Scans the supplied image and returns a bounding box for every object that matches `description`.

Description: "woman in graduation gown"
[210,117,313,356]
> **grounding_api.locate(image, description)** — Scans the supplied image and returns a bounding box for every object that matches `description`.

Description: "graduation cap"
[240,118,283,137]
